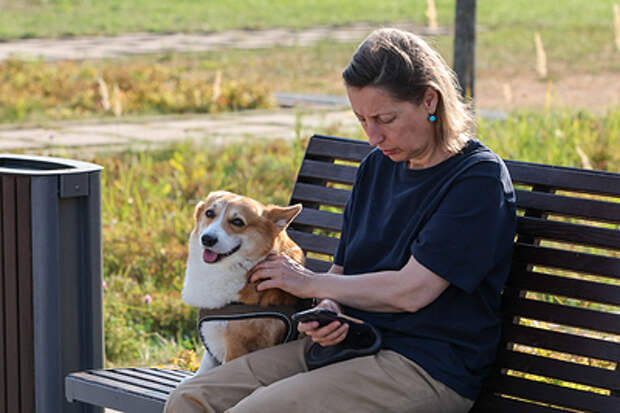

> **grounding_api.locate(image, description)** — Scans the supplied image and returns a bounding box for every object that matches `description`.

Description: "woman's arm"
[250,255,449,313]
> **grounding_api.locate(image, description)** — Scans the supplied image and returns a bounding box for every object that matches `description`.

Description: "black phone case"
[291,309,354,327]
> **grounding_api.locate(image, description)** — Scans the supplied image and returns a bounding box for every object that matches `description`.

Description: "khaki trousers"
[164,336,473,413]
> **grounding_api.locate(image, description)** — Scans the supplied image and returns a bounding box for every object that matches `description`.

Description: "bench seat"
[66,368,192,412]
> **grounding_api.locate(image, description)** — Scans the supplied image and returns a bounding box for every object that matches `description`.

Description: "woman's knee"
[164,379,213,413]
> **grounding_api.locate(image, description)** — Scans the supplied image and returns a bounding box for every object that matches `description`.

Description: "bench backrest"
[287,134,620,413]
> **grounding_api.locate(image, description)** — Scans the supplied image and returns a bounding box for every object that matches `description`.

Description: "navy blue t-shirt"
[333,139,516,400]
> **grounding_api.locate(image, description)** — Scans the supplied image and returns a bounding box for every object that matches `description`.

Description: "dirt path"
[477,71,620,113]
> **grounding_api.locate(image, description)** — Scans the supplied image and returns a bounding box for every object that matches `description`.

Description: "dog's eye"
[230,218,245,227]
[205,209,215,219]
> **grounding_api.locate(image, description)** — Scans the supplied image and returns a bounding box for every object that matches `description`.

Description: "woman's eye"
[205,210,215,218]
[378,116,395,124]
[230,218,245,227]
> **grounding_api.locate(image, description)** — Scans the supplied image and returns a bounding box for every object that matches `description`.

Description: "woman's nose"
[365,122,384,147]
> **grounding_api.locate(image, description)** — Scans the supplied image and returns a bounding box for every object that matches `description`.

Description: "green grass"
[2,0,619,76]
[1,0,443,39]
[2,0,618,40]
[30,108,617,367]
[479,109,620,171]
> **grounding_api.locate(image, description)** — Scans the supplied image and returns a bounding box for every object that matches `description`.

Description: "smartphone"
[291,308,363,327]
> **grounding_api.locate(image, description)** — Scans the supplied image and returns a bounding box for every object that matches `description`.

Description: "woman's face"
[346,85,440,169]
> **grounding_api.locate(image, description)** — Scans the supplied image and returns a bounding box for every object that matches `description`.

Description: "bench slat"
[287,229,339,255]
[516,215,620,250]
[506,160,620,197]
[474,392,576,413]
[88,369,177,393]
[515,190,620,224]
[483,373,619,413]
[299,159,357,185]
[133,367,192,381]
[66,370,169,413]
[496,348,619,390]
[506,269,620,307]
[291,182,351,208]
[304,257,332,273]
[291,207,343,232]
[110,368,181,387]
[500,323,620,361]
[513,243,620,279]
[306,135,373,162]
[501,294,620,335]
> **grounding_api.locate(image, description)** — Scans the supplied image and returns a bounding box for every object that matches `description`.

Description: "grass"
[2,0,619,42]
[1,0,449,39]
[29,108,616,368]
[2,0,619,75]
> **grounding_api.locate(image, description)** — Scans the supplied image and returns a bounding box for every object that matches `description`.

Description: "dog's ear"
[264,204,302,231]
[194,201,207,223]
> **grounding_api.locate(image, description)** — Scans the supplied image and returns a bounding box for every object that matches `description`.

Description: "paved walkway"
[0,107,359,152]
[0,22,444,62]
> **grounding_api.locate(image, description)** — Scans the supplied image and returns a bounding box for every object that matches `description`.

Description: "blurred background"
[1,0,618,370]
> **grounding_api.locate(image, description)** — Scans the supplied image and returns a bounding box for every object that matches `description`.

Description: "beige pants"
[164,336,473,413]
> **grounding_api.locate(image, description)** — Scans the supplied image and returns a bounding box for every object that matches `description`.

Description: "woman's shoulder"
[462,139,505,168]
[458,139,514,189]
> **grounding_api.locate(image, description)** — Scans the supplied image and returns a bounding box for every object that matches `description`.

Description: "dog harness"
[198,302,300,363]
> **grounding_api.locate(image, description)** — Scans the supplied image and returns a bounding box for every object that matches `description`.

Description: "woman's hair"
[342,28,473,153]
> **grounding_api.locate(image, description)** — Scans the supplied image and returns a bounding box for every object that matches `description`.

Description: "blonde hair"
[343,28,474,153]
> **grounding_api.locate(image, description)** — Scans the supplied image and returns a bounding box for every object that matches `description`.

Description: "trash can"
[0,154,104,413]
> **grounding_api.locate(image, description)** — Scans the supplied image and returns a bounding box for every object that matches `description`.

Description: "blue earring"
[428,113,437,123]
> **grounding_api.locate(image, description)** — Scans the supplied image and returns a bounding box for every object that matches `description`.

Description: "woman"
[165,28,516,413]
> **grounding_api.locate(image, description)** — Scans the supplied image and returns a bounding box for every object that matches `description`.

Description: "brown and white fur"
[182,190,304,375]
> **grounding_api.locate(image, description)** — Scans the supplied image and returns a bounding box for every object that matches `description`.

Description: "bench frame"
[66,134,620,413]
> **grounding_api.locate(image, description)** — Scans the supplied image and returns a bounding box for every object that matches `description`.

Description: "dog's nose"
[201,233,218,247]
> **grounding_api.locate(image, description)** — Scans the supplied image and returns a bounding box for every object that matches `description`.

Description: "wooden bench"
[66,134,620,413]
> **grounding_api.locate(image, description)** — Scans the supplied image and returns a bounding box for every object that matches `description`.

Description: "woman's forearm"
[311,256,449,313]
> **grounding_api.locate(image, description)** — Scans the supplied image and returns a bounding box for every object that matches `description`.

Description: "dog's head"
[191,191,302,265]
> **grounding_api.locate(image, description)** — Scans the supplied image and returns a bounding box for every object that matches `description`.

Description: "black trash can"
[0,154,104,413]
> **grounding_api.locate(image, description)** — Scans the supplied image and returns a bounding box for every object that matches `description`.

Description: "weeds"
[0,58,273,123]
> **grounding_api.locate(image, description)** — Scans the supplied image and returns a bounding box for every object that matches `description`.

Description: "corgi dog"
[182,191,304,375]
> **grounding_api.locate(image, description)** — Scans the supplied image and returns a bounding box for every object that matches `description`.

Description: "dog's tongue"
[203,249,219,263]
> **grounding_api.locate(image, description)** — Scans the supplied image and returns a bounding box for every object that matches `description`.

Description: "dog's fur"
[182,191,304,374]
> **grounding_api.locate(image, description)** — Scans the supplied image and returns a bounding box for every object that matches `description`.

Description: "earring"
[428,113,437,123]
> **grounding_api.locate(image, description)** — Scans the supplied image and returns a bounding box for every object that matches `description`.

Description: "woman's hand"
[249,253,314,298]
[297,299,349,347]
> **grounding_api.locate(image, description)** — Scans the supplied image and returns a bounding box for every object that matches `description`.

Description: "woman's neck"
[406,144,451,170]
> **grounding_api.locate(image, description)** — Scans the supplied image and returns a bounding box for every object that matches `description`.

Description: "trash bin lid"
[0,154,102,175]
